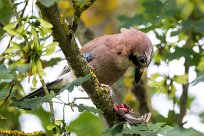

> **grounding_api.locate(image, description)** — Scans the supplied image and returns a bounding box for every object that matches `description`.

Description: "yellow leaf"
[124,91,135,103]
[58,0,74,16]
[123,78,133,88]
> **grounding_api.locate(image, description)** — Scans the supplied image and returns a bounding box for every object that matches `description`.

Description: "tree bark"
[37,2,117,127]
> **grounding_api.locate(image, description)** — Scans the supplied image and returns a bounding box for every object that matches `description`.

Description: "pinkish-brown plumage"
[82,28,153,85]
[15,28,153,102]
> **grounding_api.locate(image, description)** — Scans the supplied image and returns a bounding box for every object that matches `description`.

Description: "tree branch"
[0,129,45,136]
[36,2,117,126]
[177,30,192,127]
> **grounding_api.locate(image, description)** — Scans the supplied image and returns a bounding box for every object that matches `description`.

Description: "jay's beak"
[135,67,144,84]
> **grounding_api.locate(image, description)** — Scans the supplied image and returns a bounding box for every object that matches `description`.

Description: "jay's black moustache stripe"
[129,54,139,66]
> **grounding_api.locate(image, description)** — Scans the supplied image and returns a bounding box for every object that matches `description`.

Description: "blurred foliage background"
[0,0,204,135]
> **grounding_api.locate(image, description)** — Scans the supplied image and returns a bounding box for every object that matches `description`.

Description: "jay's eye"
[138,55,147,64]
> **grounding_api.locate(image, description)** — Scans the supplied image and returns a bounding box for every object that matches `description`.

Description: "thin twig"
[72,97,90,103]
[39,75,56,133]
[63,104,66,121]
[71,0,96,33]
[19,0,29,19]
[52,101,64,105]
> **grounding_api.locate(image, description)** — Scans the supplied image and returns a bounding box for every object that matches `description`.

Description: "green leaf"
[47,124,56,130]
[3,27,23,38]
[16,23,25,33]
[38,27,45,37]
[0,88,15,98]
[37,18,53,28]
[44,42,58,56]
[76,104,103,114]
[10,93,54,111]
[67,112,105,136]
[165,47,191,60]
[0,0,12,24]
[37,60,46,76]
[101,122,124,136]
[9,41,21,50]
[3,23,23,38]
[59,74,91,93]
[194,19,204,33]
[166,128,204,136]
[122,122,173,136]
[118,15,147,28]
[43,57,62,67]
[174,74,188,84]
[55,120,63,126]
[10,64,29,73]
[67,74,91,92]
[143,0,163,16]
[197,57,204,72]
[3,21,17,29]
[42,27,52,34]
[0,27,5,37]
[0,64,16,81]
[32,75,37,87]
[102,122,173,136]
[31,26,38,38]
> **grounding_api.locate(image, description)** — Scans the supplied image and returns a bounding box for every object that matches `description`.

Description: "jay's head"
[120,28,153,84]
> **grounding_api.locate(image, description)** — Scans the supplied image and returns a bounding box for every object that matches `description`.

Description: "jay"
[16,28,153,102]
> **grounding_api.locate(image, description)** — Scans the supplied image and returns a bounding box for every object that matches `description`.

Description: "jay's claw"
[114,104,151,125]
[100,84,113,95]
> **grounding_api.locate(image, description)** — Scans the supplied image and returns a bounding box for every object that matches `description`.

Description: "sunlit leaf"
[42,27,52,34]
[10,41,21,50]
[37,18,53,28]
[197,57,204,72]
[3,21,17,29]
[44,42,58,56]
[55,120,63,126]
[16,23,25,33]
[174,74,188,84]
[31,26,38,38]
[39,27,45,37]
[47,124,56,130]
[3,24,23,38]
[32,74,37,87]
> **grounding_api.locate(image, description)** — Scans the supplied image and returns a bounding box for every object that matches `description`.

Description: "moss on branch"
[0,129,45,136]
[37,1,116,126]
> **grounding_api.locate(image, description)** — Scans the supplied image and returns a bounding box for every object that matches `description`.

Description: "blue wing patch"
[83,52,94,62]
